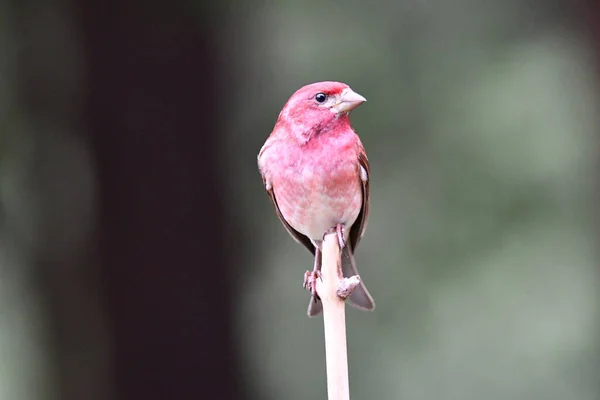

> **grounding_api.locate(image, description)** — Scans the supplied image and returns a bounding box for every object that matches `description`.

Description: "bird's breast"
[272,134,362,240]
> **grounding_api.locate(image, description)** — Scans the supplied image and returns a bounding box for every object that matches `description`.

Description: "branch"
[315,231,360,400]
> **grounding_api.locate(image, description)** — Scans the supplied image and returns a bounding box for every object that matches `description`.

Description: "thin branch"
[315,231,359,400]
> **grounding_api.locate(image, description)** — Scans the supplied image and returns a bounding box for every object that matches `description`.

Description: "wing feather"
[258,142,315,255]
[349,143,370,251]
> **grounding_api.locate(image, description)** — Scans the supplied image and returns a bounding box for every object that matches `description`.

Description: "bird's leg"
[303,248,322,302]
[323,223,346,249]
[336,223,346,249]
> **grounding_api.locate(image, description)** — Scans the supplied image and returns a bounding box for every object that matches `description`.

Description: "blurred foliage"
[1,2,100,400]
[1,0,598,399]
[224,0,600,399]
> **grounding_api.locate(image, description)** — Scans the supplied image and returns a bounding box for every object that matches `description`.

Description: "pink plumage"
[258,81,375,316]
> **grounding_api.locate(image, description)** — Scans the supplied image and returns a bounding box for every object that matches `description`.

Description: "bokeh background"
[1,0,599,399]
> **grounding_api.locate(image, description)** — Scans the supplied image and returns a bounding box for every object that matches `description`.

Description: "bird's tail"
[307,242,375,317]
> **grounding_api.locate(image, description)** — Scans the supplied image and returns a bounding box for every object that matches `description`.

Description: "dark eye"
[315,93,327,103]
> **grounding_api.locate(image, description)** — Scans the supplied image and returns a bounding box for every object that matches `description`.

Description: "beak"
[333,88,367,114]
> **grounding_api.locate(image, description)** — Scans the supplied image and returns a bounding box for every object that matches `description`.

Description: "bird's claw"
[303,270,321,302]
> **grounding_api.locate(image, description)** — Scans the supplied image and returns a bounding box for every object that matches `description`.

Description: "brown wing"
[349,146,370,251]
[261,175,315,255]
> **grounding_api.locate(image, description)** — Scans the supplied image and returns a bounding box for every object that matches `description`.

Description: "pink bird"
[257,81,375,316]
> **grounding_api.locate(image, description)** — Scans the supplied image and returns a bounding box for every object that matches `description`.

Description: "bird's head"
[275,81,366,144]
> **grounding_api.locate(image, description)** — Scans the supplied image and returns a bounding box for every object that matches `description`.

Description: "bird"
[257,81,375,317]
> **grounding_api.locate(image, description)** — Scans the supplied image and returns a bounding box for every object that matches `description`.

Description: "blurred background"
[1,0,599,399]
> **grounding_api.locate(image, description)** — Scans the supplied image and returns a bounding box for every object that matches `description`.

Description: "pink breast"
[272,135,362,240]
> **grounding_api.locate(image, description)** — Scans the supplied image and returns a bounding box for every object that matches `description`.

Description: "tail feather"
[307,242,375,317]
[341,243,375,311]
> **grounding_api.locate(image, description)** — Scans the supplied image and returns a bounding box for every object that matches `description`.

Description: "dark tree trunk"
[75,1,245,399]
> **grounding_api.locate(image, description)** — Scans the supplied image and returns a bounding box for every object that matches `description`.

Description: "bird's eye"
[315,93,327,103]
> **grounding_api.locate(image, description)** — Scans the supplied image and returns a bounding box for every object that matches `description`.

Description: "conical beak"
[334,88,367,114]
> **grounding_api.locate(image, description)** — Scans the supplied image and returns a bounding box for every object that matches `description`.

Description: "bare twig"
[315,231,359,400]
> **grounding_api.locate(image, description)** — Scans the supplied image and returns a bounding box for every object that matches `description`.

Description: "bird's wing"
[262,177,315,255]
[349,143,370,251]
[258,139,315,255]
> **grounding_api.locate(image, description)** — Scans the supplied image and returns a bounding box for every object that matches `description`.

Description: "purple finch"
[257,81,375,316]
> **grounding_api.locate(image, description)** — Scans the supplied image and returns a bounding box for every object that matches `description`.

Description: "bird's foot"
[303,270,322,302]
[323,223,346,249]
